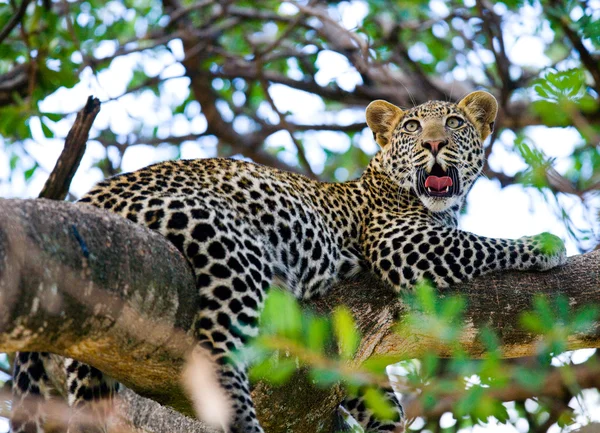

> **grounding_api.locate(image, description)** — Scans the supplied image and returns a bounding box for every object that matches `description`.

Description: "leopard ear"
[457,91,498,141]
[366,100,404,148]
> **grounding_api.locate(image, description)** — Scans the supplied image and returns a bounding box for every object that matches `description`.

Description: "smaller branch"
[548,5,600,95]
[96,121,367,151]
[39,96,101,200]
[168,0,215,25]
[17,16,38,105]
[289,122,367,133]
[83,30,183,72]
[476,0,513,104]
[95,132,211,148]
[0,63,29,107]
[562,101,600,147]
[453,26,498,88]
[100,74,184,105]
[384,23,446,101]
[481,164,588,197]
[296,3,379,89]
[179,18,241,62]
[0,0,32,45]
[258,78,317,179]
[58,0,82,57]
[227,5,314,30]
[401,338,600,419]
[482,134,497,168]
[254,5,307,58]
[214,67,366,105]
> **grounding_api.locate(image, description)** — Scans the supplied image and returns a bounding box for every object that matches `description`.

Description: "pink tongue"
[424,176,453,191]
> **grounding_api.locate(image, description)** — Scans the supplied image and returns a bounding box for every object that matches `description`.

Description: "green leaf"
[261,289,302,339]
[40,119,54,138]
[520,311,545,333]
[573,307,599,333]
[415,280,436,314]
[24,163,39,181]
[440,296,466,322]
[557,411,576,427]
[536,232,565,256]
[249,356,296,385]
[514,366,546,390]
[420,353,439,378]
[9,153,19,171]
[456,386,484,416]
[41,112,63,122]
[332,307,360,359]
[478,327,500,352]
[310,368,342,386]
[362,356,401,375]
[305,316,328,355]
[362,387,397,420]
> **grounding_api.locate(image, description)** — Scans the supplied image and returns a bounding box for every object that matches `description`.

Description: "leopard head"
[366,91,498,212]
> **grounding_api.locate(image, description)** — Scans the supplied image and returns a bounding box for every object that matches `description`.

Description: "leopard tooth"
[444,186,449,193]
[427,187,431,193]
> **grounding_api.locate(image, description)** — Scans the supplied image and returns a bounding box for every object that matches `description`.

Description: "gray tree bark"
[0,198,599,432]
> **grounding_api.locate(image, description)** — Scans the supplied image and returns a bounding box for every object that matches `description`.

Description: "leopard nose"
[423,140,448,155]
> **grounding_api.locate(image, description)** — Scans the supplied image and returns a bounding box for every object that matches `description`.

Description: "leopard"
[11,91,566,433]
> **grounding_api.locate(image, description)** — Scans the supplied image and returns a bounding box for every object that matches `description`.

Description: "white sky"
[1,1,599,432]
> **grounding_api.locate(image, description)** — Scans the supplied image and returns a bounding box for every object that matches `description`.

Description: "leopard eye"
[446,117,464,129]
[403,120,420,132]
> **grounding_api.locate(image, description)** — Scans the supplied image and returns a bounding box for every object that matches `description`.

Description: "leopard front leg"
[10,352,53,433]
[189,250,268,433]
[364,221,567,289]
[182,222,271,432]
[64,359,119,433]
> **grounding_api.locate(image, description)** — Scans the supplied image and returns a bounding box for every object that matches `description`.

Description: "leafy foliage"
[249,284,600,432]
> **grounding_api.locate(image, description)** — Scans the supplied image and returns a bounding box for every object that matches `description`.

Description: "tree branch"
[0,199,198,413]
[403,355,600,419]
[547,2,600,95]
[0,0,32,45]
[39,96,100,200]
[0,63,30,107]
[0,198,599,431]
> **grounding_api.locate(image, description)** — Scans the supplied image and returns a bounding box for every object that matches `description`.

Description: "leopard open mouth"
[416,163,461,198]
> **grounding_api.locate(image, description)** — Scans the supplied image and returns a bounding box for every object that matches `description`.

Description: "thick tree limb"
[0,199,198,413]
[0,198,599,432]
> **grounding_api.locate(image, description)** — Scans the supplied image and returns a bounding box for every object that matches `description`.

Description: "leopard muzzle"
[416,163,461,198]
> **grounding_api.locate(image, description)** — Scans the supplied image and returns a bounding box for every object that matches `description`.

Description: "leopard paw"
[525,232,567,271]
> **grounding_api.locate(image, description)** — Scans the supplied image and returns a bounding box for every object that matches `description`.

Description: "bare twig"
[38,96,101,200]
